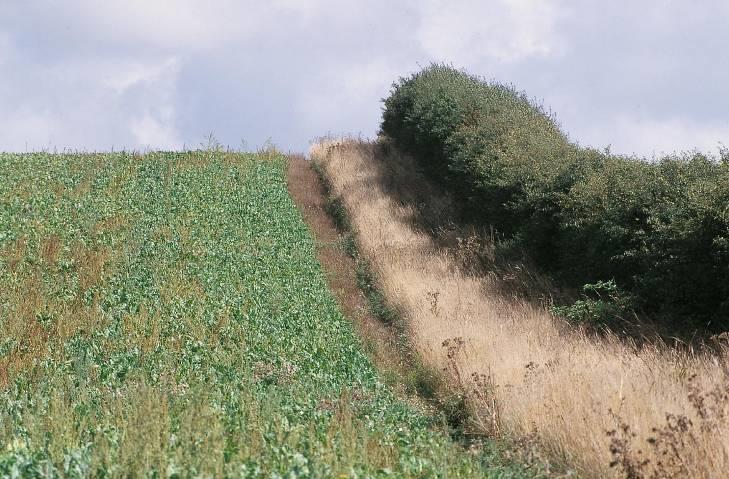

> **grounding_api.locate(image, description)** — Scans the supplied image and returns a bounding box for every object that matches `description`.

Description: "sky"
[1,0,728,157]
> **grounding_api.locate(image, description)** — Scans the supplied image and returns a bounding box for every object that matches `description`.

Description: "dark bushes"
[381,64,729,333]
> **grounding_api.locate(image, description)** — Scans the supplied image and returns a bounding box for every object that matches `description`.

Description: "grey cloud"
[0,1,727,156]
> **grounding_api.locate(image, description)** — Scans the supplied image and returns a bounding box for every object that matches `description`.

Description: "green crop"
[0,151,536,478]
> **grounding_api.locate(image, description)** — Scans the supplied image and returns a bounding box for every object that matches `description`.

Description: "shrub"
[381,64,729,333]
[550,280,635,328]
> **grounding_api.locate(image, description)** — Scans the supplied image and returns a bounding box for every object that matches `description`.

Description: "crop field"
[0,150,533,477]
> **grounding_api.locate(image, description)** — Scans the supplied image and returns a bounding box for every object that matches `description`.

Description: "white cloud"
[122,58,182,149]
[415,0,568,64]
[0,33,11,66]
[269,0,329,19]
[0,52,183,151]
[131,113,181,149]
[1,0,728,154]
[0,107,55,152]
[13,0,356,54]
[578,116,729,158]
[296,59,402,138]
[51,0,253,50]
[104,57,181,95]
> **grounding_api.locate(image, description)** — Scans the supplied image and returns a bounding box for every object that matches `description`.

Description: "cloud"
[104,57,181,95]
[581,116,729,158]
[0,1,728,156]
[2,1,357,56]
[4,1,249,52]
[0,51,182,151]
[131,112,181,150]
[415,0,568,64]
[0,33,10,66]
[123,59,182,149]
[296,59,402,140]
[0,107,55,152]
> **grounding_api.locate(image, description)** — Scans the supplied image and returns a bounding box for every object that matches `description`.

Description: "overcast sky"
[1,0,728,157]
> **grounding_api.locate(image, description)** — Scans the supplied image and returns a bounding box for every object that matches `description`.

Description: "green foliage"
[0,151,536,477]
[381,65,729,332]
[550,280,634,327]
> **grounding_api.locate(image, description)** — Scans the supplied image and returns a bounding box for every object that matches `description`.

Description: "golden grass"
[311,138,729,478]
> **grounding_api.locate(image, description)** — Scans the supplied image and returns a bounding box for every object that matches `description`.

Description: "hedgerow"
[381,64,729,333]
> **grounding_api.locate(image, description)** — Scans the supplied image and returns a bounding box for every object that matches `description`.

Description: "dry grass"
[311,138,729,478]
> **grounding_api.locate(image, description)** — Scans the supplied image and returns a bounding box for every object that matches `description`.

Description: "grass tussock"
[311,138,729,478]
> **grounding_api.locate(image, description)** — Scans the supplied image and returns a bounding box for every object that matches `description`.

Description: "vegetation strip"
[286,154,406,379]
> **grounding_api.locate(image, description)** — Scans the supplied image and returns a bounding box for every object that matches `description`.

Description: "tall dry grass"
[311,138,729,478]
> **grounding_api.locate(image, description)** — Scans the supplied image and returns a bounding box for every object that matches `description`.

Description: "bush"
[381,64,729,333]
[550,280,635,328]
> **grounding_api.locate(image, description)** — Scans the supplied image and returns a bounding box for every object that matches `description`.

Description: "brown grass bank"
[311,138,729,478]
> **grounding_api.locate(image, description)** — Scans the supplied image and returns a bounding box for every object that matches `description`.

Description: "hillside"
[0,150,536,477]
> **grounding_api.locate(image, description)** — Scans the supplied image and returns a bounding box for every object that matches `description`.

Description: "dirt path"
[286,154,406,380]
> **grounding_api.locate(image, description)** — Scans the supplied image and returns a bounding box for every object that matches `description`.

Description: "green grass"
[0,150,538,477]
